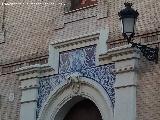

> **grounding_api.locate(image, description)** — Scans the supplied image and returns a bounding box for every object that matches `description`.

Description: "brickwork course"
[0,0,160,120]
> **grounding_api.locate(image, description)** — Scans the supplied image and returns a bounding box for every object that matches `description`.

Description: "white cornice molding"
[49,27,110,73]
[49,32,100,74]
[38,77,113,120]
[50,32,100,50]
[15,64,54,80]
[99,45,140,64]
[19,84,39,90]
[113,65,138,74]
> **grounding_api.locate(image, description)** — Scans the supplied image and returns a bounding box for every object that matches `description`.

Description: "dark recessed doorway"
[63,99,102,120]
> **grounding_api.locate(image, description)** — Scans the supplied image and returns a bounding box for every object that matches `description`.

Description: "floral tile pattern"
[59,45,96,74]
[37,45,116,118]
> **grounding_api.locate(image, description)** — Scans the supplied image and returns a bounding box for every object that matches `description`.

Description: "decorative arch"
[38,76,113,120]
[37,45,115,119]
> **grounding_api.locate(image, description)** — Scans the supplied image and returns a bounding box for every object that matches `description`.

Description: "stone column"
[99,45,140,120]
[16,64,54,120]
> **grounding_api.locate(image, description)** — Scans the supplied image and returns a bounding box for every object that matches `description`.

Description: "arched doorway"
[63,99,102,120]
[38,77,113,120]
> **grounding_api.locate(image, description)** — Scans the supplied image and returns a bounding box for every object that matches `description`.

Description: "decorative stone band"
[113,66,138,74]
[50,32,99,50]
[15,64,55,95]
[15,64,55,120]
[45,36,113,119]
[19,84,40,90]
[20,100,37,104]
[99,44,141,64]
[114,84,137,89]
[15,64,54,81]
[49,27,109,74]
[49,33,101,74]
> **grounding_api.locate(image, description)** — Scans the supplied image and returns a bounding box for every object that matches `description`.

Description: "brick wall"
[137,58,160,120]
[0,73,20,120]
[0,0,59,119]
[107,0,160,41]
[0,0,160,120]
[0,0,59,64]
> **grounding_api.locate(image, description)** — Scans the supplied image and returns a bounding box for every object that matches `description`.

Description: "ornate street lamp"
[118,2,159,63]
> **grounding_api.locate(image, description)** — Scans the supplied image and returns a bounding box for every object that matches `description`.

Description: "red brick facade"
[0,0,160,120]
[71,0,97,10]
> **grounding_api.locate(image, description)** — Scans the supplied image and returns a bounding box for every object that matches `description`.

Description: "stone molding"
[49,32,100,74]
[113,66,137,74]
[50,32,99,50]
[37,41,115,117]
[38,76,113,120]
[21,100,37,104]
[99,45,140,120]
[49,26,109,73]
[15,64,55,120]
[66,72,82,94]
[19,84,39,90]
[99,44,140,64]
[16,64,55,95]
[0,55,48,74]
[16,64,54,81]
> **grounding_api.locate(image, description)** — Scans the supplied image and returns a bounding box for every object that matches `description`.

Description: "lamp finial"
[124,2,133,7]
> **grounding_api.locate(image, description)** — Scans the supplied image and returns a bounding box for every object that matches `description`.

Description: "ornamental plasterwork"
[66,72,82,94]
[37,45,116,118]
[59,45,96,73]
[51,32,99,51]
[99,45,140,74]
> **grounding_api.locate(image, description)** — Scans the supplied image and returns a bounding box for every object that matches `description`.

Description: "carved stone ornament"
[37,46,115,117]
[66,72,82,94]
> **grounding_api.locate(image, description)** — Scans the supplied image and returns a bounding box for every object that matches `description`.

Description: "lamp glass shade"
[121,17,136,37]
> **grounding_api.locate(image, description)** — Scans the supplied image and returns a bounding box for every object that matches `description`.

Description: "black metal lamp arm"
[127,38,159,64]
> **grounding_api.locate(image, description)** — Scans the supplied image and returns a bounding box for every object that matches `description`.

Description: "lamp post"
[118,2,159,63]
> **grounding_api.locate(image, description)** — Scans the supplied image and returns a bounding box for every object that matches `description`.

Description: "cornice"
[99,45,140,63]
[21,100,37,104]
[50,32,100,50]
[0,55,48,75]
[113,65,138,74]
[20,84,39,90]
[15,64,44,75]
[15,64,54,80]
